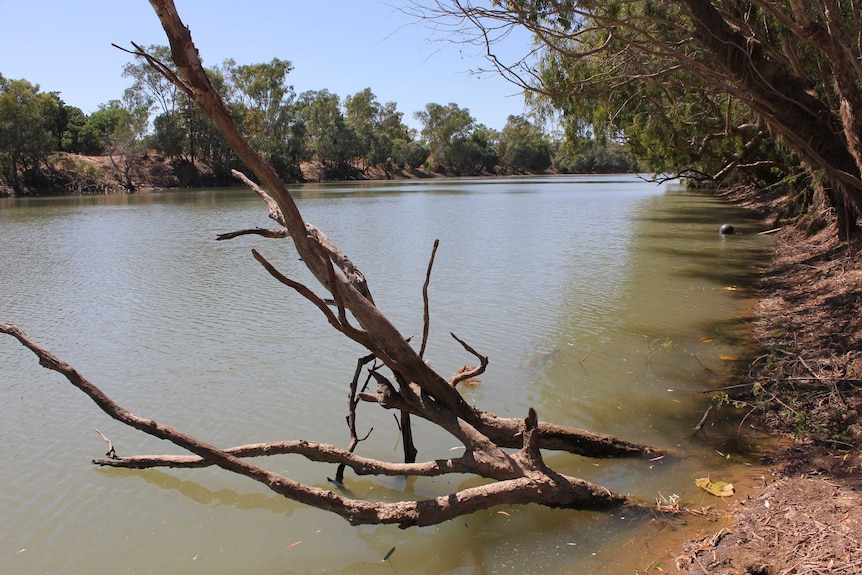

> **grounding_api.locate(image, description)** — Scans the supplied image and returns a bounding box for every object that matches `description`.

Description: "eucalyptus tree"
[414,102,475,169]
[223,57,307,180]
[123,44,185,159]
[123,43,211,165]
[421,0,862,237]
[345,88,412,175]
[392,138,430,171]
[182,66,238,176]
[374,101,415,176]
[79,99,145,189]
[58,104,88,153]
[0,77,60,193]
[344,88,385,171]
[344,87,380,170]
[123,44,179,118]
[297,89,360,176]
[225,57,295,145]
[498,114,551,172]
[442,124,500,175]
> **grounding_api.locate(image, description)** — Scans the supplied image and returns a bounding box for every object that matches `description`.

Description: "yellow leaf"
[720,355,738,361]
[696,477,735,497]
[724,286,737,291]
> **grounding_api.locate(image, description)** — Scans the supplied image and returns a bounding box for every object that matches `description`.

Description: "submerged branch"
[1,321,631,527]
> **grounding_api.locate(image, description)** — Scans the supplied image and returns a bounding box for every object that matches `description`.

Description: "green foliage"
[553,139,638,174]
[122,45,178,118]
[413,103,502,175]
[227,57,294,120]
[151,112,184,158]
[498,115,551,171]
[59,104,88,153]
[392,139,430,170]
[441,125,499,175]
[79,102,133,155]
[344,88,412,175]
[297,89,360,176]
[503,2,796,182]
[414,102,475,168]
[0,77,60,192]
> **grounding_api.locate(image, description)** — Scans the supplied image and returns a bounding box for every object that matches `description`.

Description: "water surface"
[0,175,772,574]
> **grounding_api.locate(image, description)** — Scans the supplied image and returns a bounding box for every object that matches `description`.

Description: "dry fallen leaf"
[696,477,735,497]
[700,337,715,343]
[286,541,302,551]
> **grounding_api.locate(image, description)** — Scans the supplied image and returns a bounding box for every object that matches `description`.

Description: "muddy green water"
[1,175,772,574]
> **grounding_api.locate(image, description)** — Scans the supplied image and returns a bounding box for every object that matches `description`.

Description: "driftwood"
[0,0,661,528]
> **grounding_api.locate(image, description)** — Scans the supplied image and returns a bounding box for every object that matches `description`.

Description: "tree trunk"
[681,0,862,231]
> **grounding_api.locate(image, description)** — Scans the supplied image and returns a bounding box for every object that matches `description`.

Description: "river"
[0,175,773,574]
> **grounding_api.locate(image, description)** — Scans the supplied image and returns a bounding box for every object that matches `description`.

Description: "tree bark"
[680,0,862,230]
[1,322,634,527]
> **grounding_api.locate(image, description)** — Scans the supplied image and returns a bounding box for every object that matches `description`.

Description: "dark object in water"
[719,223,735,235]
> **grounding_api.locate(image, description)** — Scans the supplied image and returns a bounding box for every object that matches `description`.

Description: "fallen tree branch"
[0,0,664,530]
[223,168,375,304]
[216,227,289,241]
[1,321,631,527]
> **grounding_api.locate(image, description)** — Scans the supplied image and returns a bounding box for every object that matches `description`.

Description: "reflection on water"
[0,175,773,574]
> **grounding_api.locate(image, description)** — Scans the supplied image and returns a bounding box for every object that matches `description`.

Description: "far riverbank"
[0,151,567,198]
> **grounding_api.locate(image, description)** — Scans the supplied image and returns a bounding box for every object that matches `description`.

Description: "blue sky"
[0,1,535,131]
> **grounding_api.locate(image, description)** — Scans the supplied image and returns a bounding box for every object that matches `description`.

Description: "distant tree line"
[0,48,636,195]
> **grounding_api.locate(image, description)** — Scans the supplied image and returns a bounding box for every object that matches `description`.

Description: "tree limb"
[1,322,631,527]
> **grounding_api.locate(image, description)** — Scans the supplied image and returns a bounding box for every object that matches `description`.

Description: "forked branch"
[1,321,630,527]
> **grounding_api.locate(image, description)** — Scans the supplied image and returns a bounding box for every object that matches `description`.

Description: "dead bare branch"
[0,0,664,530]
[1,321,633,527]
[216,228,289,241]
[449,332,489,387]
[332,353,377,484]
[419,239,440,358]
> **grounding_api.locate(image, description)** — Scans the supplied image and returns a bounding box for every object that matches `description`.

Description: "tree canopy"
[0,77,60,193]
[2,45,561,194]
[424,0,862,237]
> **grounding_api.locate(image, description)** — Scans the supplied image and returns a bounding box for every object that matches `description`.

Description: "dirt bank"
[2,152,503,198]
[673,187,862,575]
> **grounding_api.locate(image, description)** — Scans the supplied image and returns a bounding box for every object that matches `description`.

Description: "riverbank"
[0,152,538,198]
[673,186,862,574]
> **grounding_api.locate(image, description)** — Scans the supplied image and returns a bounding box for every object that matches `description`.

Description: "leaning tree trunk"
[1,0,663,529]
[681,0,862,236]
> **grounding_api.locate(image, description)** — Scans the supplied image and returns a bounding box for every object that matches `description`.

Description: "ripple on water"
[0,179,773,575]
